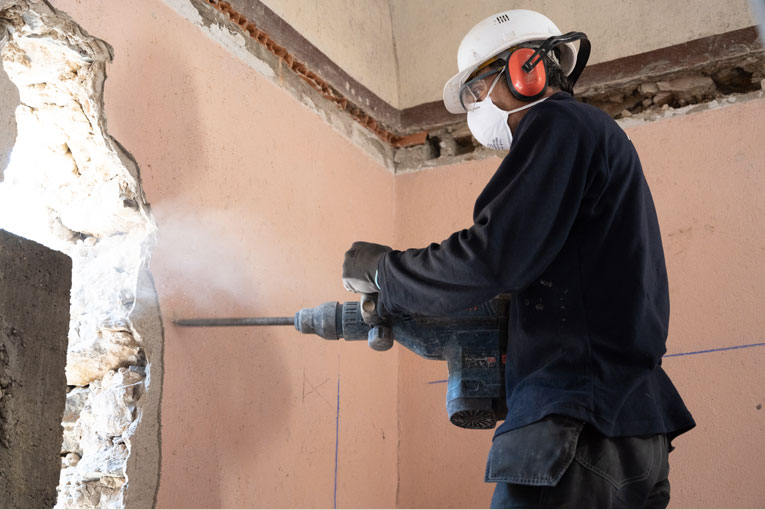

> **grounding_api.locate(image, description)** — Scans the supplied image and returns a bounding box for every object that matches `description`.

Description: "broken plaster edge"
[124,268,164,509]
[393,89,765,175]
[161,0,765,176]
[161,0,396,172]
[615,89,765,129]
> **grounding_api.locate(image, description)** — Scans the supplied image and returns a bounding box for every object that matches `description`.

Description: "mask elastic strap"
[504,96,549,115]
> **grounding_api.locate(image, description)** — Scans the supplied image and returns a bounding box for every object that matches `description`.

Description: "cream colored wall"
[261,0,400,106]
[50,0,399,507]
[391,0,757,107]
[393,98,765,507]
[255,0,755,109]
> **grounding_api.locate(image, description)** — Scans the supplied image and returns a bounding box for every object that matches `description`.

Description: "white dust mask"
[466,74,549,151]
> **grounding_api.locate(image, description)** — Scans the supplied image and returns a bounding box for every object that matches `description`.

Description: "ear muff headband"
[567,35,591,86]
[507,31,591,101]
[521,32,591,85]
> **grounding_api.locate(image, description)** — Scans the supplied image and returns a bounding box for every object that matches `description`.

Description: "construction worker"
[343,9,695,509]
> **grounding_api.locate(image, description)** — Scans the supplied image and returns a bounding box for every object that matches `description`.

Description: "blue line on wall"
[663,341,765,358]
[333,375,340,509]
[425,341,765,384]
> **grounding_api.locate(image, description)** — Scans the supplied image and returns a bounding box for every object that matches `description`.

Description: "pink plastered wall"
[51,0,398,508]
[47,1,765,507]
[393,100,765,508]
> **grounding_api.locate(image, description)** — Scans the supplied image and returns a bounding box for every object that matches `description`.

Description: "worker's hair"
[545,53,573,94]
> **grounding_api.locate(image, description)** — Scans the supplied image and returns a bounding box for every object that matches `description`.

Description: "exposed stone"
[78,368,143,439]
[66,327,142,386]
[62,452,81,468]
[57,368,144,508]
[437,136,458,158]
[639,82,659,95]
[393,141,439,168]
[657,80,673,91]
[666,75,716,100]
[0,2,161,507]
[652,92,674,107]
[62,387,90,424]
[57,474,124,510]
[61,423,80,455]
[608,93,625,103]
[74,440,129,481]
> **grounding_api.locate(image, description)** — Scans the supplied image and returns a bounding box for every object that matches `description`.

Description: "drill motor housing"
[294,296,510,429]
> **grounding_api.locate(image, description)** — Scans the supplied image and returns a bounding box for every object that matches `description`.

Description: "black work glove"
[342,241,392,294]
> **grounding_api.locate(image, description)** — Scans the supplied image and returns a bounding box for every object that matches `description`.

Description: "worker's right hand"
[342,241,392,294]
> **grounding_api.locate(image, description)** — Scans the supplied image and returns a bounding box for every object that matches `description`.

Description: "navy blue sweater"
[377,92,694,439]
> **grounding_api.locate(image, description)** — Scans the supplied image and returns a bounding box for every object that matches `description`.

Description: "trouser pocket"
[485,415,584,486]
[573,425,661,490]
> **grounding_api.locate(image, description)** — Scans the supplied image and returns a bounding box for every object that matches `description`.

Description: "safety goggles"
[458,49,513,112]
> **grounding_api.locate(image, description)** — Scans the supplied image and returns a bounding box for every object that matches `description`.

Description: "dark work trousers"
[487,416,671,509]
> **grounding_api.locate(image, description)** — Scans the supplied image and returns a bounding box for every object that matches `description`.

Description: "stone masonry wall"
[0,1,161,507]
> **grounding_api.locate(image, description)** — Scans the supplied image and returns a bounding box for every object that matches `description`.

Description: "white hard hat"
[443,9,579,114]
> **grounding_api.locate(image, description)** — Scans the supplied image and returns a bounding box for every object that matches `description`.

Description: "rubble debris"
[0,1,160,507]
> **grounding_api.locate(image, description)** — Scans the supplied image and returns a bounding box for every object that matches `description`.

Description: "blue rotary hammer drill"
[175,294,510,429]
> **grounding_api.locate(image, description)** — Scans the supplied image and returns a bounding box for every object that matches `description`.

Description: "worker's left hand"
[342,241,392,294]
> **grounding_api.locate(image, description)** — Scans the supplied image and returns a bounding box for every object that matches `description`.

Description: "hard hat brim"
[443,65,480,114]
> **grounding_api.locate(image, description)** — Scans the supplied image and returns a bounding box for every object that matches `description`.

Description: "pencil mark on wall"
[302,371,332,408]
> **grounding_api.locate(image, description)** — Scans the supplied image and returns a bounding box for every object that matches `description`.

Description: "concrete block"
[0,229,71,508]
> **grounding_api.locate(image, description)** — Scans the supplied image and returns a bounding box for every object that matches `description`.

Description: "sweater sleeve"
[377,104,598,316]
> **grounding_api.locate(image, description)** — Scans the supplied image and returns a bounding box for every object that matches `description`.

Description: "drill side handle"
[360,293,394,351]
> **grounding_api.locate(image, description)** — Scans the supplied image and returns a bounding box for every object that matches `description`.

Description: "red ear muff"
[507,47,547,101]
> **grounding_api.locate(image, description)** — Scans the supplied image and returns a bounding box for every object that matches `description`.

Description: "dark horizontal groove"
[576,25,763,92]
[206,2,762,146]
[225,0,401,129]
[400,26,764,132]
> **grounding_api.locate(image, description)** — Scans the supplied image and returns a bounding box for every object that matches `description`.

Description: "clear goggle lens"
[459,65,505,112]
